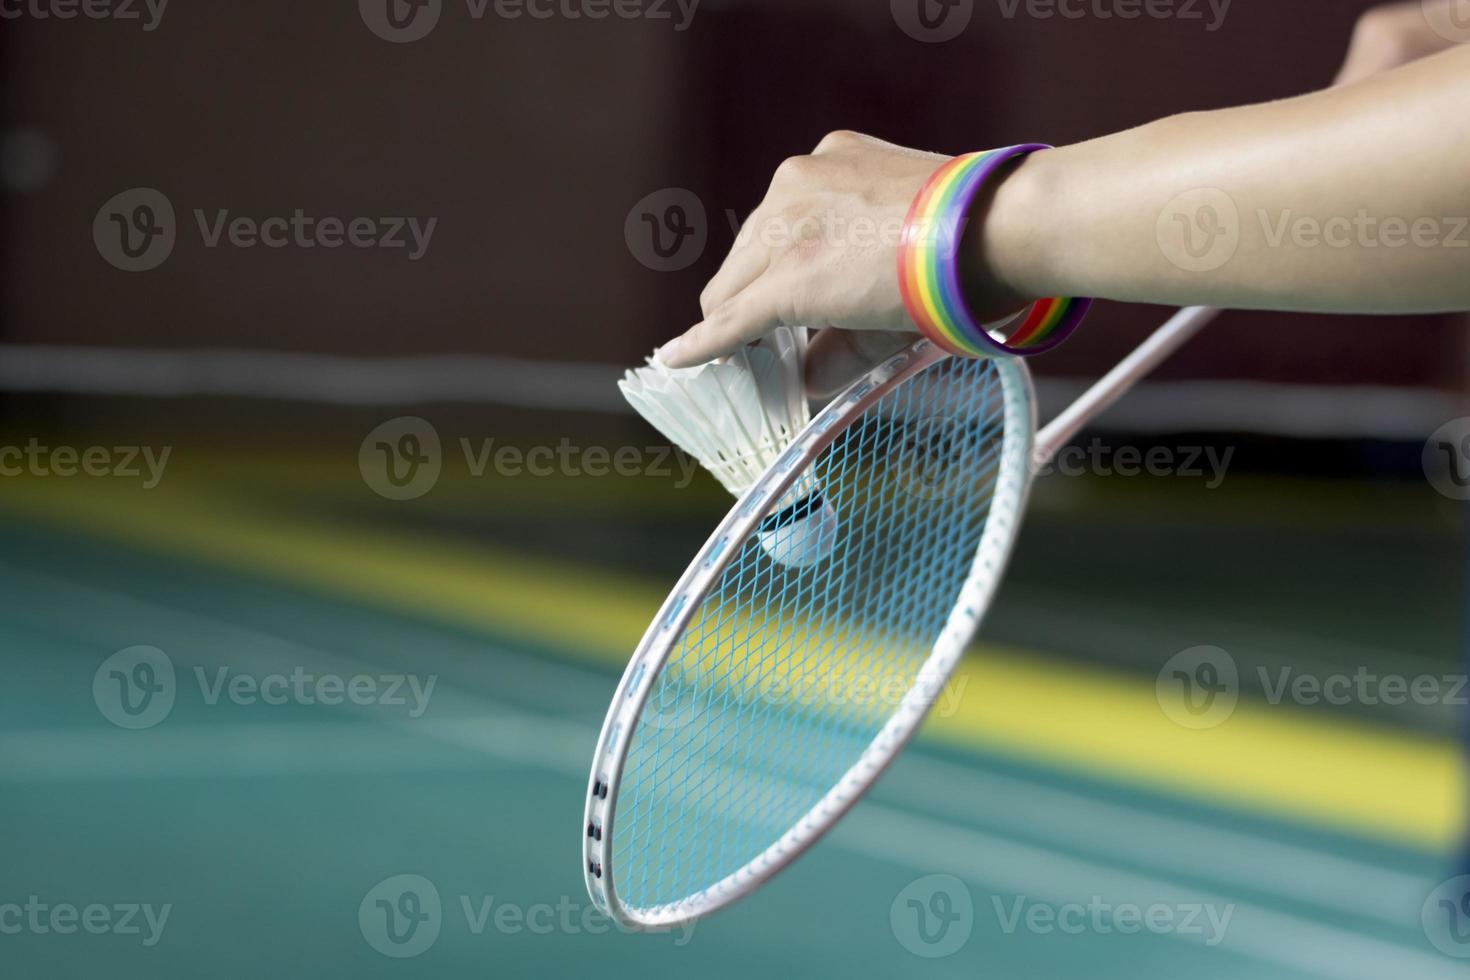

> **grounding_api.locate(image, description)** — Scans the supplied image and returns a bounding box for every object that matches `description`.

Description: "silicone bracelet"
[897,145,1091,358]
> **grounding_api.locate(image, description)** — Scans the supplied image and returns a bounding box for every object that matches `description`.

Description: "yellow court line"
[928,653,1463,850]
[2,478,1461,850]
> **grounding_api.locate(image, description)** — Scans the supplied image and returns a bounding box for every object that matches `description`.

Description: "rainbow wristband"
[897,145,1090,358]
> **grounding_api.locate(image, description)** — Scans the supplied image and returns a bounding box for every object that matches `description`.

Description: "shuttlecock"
[619,327,838,568]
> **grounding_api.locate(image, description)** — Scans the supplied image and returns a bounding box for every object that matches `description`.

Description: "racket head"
[583,339,1036,929]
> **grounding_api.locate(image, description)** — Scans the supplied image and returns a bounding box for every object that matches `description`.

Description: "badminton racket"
[584,304,1222,928]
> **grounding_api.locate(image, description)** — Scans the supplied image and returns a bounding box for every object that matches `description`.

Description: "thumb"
[804,328,914,399]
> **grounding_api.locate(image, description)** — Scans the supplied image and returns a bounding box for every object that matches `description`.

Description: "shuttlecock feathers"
[619,327,838,567]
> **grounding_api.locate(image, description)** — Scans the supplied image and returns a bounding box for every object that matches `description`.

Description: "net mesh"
[611,355,1014,913]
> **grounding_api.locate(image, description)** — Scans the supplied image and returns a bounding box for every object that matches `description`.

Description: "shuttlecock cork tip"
[756,491,839,569]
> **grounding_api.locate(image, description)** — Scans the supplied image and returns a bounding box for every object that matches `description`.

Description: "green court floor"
[0,455,1465,979]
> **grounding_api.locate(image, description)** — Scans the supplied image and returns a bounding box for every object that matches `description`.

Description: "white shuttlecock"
[619,326,838,569]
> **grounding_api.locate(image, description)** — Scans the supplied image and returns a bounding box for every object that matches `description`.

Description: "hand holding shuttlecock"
[619,327,839,569]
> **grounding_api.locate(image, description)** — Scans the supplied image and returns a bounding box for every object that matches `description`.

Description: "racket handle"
[1032,305,1220,468]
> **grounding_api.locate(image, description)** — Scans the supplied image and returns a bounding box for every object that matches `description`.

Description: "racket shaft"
[1032,306,1219,467]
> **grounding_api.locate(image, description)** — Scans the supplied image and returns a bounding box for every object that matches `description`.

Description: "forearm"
[988,45,1470,314]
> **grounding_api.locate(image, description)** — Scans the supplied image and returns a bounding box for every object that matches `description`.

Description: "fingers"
[699,212,771,316]
[701,135,877,315]
[664,130,929,370]
[804,328,913,398]
[660,276,795,368]
[811,130,880,156]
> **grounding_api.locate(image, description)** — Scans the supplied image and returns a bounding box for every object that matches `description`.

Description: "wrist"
[963,148,1067,308]
[896,146,1090,358]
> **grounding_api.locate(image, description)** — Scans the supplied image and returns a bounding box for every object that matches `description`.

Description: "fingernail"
[655,336,685,367]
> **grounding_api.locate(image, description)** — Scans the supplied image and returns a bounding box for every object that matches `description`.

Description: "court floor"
[0,446,1464,979]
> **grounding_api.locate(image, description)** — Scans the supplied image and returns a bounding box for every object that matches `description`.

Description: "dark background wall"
[1,0,1461,425]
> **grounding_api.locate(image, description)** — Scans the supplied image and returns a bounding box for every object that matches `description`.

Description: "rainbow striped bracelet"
[897,145,1090,358]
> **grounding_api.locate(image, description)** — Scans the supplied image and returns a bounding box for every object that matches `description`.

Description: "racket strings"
[614,357,1008,914]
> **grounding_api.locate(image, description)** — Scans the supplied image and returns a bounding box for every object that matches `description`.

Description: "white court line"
[0,562,1443,950]
[0,559,616,719]
[837,807,1462,980]
[0,343,1455,438]
[882,756,1429,925]
[1032,377,1458,439]
[0,710,1451,980]
[1001,583,1453,680]
[0,717,584,783]
[0,345,627,412]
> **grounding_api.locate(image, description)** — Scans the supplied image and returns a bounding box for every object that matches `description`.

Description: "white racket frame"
[583,306,1220,930]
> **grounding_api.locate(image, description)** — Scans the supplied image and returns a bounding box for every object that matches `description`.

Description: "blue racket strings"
[614,356,1010,914]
